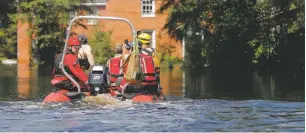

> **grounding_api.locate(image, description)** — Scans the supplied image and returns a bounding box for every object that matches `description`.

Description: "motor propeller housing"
[88,65,110,96]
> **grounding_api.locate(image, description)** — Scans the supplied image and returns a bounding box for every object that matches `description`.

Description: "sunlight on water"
[83,94,123,105]
[0,98,303,132]
[81,94,134,109]
[0,64,304,132]
[2,95,134,112]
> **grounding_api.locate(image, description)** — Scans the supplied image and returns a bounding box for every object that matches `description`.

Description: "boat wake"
[82,94,133,108]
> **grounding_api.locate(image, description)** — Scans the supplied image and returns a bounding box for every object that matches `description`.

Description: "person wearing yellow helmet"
[138,33,151,44]
[137,32,164,99]
[137,33,161,69]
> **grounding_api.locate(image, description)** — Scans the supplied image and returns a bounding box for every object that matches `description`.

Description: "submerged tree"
[7,0,89,66]
[159,0,304,74]
[160,0,305,97]
[159,0,259,69]
[0,0,17,59]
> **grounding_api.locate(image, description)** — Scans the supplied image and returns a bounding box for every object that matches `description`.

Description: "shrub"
[89,29,114,65]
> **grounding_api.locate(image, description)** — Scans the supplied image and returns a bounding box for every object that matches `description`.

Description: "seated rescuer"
[110,41,133,94]
[77,34,95,70]
[106,43,123,69]
[137,33,161,72]
[116,41,165,99]
[137,33,161,80]
[119,40,133,76]
[106,41,132,96]
[114,43,123,58]
[122,40,133,55]
[52,37,90,89]
[106,43,124,95]
[137,33,164,98]
[121,41,133,73]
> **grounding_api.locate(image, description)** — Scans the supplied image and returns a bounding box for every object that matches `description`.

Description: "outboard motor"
[88,65,109,96]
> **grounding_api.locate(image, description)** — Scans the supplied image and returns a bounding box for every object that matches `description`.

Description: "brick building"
[17,0,183,65]
[71,0,182,57]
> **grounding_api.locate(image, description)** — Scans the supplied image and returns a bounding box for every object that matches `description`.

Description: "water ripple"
[0,98,304,132]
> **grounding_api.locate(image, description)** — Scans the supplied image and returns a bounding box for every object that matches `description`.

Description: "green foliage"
[158,51,182,68]
[160,0,259,67]
[251,0,304,67]
[0,1,17,59]
[160,0,304,73]
[5,0,89,66]
[248,39,270,63]
[89,28,114,65]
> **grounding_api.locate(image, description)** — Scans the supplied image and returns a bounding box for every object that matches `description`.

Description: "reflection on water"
[0,64,304,132]
[0,64,304,102]
[0,64,53,101]
[160,66,184,96]
[183,66,304,101]
[0,64,187,100]
[0,64,17,100]
[17,64,30,99]
[0,99,303,132]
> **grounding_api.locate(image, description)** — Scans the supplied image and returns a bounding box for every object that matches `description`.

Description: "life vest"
[118,54,157,92]
[140,54,157,86]
[108,56,123,86]
[52,52,76,80]
[141,48,160,68]
[53,53,69,76]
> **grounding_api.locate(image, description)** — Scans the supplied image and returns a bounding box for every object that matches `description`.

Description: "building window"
[141,30,156,48]
[141,0,155,17]
[87,6,99,25]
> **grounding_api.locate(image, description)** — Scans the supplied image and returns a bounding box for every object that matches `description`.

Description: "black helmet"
[77,34,88,44]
